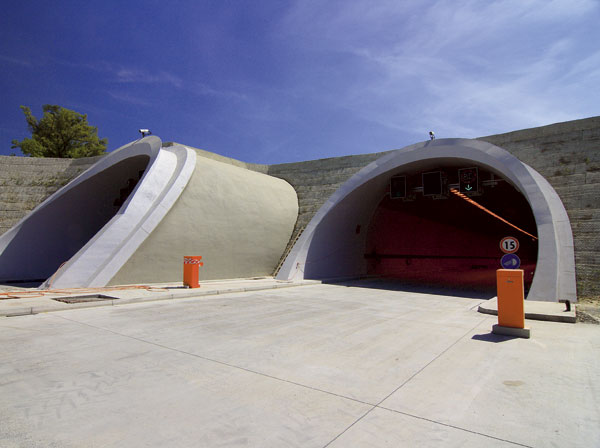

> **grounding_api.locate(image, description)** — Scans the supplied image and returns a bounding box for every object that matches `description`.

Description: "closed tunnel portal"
[0,155,150,284]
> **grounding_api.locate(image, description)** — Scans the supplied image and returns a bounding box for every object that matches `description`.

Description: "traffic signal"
[422,171,442,196]
[458,167,478,193]
[390,175,406,199]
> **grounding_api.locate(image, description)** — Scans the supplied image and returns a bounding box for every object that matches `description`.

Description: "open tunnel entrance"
[0,155,150,285]
[279,138,573,302]
[364,163,538,294]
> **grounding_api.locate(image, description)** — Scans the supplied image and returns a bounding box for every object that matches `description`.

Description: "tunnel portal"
[364,164,538,294]
[0,155,150,284]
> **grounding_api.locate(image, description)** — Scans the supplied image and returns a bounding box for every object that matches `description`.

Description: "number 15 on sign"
[500,236,519,254]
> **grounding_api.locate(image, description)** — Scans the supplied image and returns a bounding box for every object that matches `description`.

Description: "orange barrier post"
[493,269,530,338]
[183,256,203,288]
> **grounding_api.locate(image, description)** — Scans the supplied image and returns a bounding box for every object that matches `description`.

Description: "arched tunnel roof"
[276,138,576,302]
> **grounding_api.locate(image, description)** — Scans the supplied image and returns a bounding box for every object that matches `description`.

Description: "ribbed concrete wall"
[0,155,103,235]
[480,118,600,297]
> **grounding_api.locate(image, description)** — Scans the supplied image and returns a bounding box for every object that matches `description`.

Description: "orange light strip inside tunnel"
[449,188,538,240]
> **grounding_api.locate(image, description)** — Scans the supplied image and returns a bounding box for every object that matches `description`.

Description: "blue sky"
[1,0,598,163]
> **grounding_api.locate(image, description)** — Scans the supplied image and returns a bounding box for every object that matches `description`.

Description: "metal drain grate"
[53,295,118,304]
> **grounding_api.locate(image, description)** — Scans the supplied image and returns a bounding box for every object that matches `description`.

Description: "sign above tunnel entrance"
[422,171,443,196]
[458,167,478,194]
[390,175,407,199]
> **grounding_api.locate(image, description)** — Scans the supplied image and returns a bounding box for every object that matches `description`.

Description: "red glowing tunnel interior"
[365,165,538,294]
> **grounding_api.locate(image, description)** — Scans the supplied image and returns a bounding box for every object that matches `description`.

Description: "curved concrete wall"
[0,137,197,288]
[277,139,576,302]
[0,154,150,282]
[109,150,298,285]
[0,138,297,288]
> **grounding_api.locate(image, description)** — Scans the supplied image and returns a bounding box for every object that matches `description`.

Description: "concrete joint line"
[51,312,521,447]
[321,405,379,448]
[322,317,488,448]
[470,300,487,311]
[375,406,534,448]
[375,317,488,405]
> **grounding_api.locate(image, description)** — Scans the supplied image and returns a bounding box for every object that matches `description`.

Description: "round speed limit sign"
[500,236,519,254]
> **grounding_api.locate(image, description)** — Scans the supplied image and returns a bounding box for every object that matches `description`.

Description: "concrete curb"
[0,280,321,317]
[478,297,576,323]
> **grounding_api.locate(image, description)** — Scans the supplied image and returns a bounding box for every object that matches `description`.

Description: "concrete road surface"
[1,281,598,447]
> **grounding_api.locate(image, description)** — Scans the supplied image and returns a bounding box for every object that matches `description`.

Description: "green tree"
[11,105,108,158]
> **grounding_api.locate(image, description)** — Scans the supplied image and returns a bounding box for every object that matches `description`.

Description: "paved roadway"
[1,281,598,447]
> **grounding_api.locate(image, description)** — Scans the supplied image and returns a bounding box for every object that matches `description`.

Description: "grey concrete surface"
[1,281,598,447]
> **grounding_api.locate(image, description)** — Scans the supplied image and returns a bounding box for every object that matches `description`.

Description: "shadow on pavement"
[324,277,496,300]
[471,332,518,343]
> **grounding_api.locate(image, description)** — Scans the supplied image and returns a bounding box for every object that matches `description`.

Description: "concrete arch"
[277,138,576,302]
[0,137,197,288]
[0,136,299,289]
[108,148,299,285]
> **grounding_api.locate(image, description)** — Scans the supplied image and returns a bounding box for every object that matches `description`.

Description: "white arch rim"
[277,138,576,302]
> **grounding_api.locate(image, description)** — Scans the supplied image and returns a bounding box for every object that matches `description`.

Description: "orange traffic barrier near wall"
[496,269,525,328]
[183,256,203,288]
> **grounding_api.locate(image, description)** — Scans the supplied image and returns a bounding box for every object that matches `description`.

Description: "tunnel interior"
[364,162,538,294]
[0,155,150,284]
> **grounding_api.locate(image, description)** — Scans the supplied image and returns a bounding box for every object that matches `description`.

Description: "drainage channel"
[52,295,119,304]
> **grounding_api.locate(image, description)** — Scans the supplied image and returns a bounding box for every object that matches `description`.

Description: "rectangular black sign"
[458,167,478,193]
[390,175,406,199]
[422,171,442,196]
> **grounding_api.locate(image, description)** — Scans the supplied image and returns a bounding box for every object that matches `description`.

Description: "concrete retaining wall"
[480,117,600,297]
[1,116,598,295]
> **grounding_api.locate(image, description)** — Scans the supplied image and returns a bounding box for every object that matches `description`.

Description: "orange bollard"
[493,269,530,338]
[183,256,203,288]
